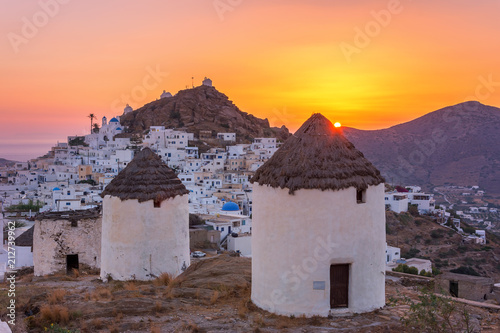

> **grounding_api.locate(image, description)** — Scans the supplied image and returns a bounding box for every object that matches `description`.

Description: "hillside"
[385,211,500,281]
[119,85,290,142]
[0,158,16,167]
[344,101,500,194]
[2,255,498,332]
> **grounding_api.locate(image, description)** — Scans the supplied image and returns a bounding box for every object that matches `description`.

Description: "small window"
[154,199,161,208]
[71,220,78,227]
[66,202,71,206]
[356,189,366,204]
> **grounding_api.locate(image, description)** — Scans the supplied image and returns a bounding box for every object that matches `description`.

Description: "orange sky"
[1,0,500,161]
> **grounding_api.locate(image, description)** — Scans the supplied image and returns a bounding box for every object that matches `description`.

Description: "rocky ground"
[1,255,499,332]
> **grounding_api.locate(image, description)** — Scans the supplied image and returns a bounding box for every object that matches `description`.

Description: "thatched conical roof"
[250,113,384,194]
[101,147,189,203]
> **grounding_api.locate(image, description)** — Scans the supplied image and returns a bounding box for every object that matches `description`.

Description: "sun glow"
[334,122,341,128]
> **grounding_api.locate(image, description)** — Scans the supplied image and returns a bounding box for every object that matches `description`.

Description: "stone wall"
[33,216,101,276]
[189,229,220,249]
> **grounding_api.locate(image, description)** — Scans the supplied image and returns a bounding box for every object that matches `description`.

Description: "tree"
[88,113,96,134]
[92,123,100,134]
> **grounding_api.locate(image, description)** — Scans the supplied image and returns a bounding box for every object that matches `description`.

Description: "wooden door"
[330,264,349,308]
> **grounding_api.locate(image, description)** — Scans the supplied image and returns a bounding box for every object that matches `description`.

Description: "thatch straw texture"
[101,147,189,202]
[251,113,384,194]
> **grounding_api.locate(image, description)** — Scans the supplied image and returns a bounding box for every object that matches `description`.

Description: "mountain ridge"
[343,101,500,194]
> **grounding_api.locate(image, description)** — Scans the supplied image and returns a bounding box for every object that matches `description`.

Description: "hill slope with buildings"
[119,84,290,142]
[344,101,500,194]
[385,211,500,281]
[0,158,16,167]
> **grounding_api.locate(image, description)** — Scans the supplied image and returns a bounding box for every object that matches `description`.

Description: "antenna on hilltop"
[192,77,194,88]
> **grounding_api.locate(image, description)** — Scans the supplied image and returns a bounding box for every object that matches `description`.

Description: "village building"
[33,209,102,276]
[100,148,190,281]
[250,113,386,317]
[436,273,494,302]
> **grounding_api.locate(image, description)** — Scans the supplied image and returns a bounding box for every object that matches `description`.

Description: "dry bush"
[83,292,90,301]
[151,324,161,333]
[40,305,70,324]
[154,272,174,286]
[72,268,80,278]
[47,289,66,304]
[154,301,163,313]
[79,319,88,332]
[253,314,264,327]
[307,315,323,326]
[163,287,174,299]
[275,315,299,329]
[92,286,112,301]
[210,291,219,305]
[124,281,138,291]
[108,324,119,333]
[115,312,124,321]
[91,318,103,329]
[181,321,200,333]
[237,297,250,319]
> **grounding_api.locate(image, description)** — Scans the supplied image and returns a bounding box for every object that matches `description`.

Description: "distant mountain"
[344,101,500,194]
[119,85,290,142]
[0,158,17,167]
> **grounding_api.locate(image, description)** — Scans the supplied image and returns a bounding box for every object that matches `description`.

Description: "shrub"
[403,248,420,258]
[408,266,419,275]
[450,266,480,276]
[398,288,474,332]
[393,264,419,275]
[430,230,444,239]
[47,289,66,304]
[40,305,70,324]
[154,272,174,286]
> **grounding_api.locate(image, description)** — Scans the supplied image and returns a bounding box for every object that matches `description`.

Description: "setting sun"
[334,122,341,128]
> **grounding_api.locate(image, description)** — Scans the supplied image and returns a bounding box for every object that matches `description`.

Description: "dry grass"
[115,312,124,321]
[210,291,219,305]
[47,289,66,304]
[91,286,112,301]
[154,272,174,286]
[72,268,80,278]
[154,301,163,313]
[151,324,161,333]
[237,297,250,319]
[108,324,119,333]
[163,287,174,299]
[253,314,264,327]
[275,316,296,329]
[40,304,70,324]
[180,321,200,333]
[124,281,138,291]
[91,318,103,329]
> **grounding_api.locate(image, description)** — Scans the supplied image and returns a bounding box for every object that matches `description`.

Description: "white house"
[217,133,236,142]
[386,244,400,264]
[227,234,252,256]
[384,192,408,213]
